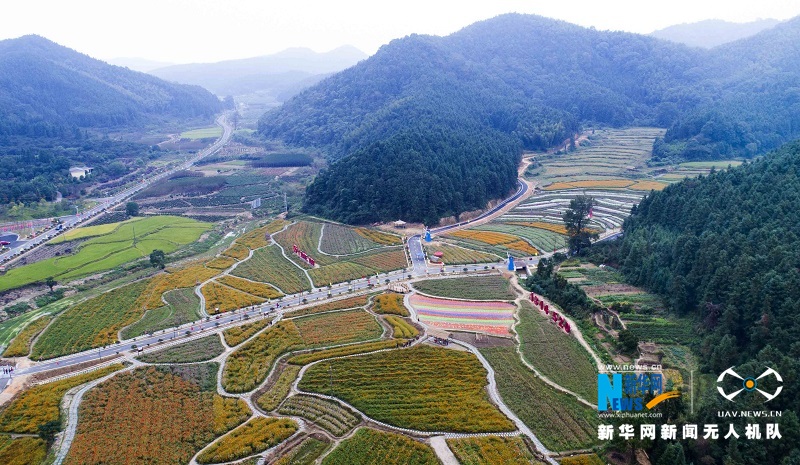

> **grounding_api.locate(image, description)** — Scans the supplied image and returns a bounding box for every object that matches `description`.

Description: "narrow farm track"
[507,275,599,407]
[53,363,140,465]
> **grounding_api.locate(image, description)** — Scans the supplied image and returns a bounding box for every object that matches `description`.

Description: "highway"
[0,113,234,265]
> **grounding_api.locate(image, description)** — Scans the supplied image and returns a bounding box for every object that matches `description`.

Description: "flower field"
[223,318,272,346]
[292,310,383,348]
[355,228,402,246]
[223,243,251,260]
[274,221,326,267]
[279,394,360,437]
[321,428,439,465]
[138,334,224,363]
[517,301,597,400]
[446,436,542,465]
[2,315,51,357]
[222,321,304,393]
[255,365,301,412]
[409,294,516,336]
[0,364,124,434]
[138,264,220,310]
[480,347,598,451]
[32,281,148,359]
[506,221,569,235]
[273,436,330,465]
[371,293,409,316]
[196,417,298,464]
[206,255,238,269]
[286,294,373,317]
[299,345,514,433]
[320,223,384,255]
[412,275,516,301]
[64,367,251,465]
[288,340,403,365]
[385,315,418,338]
[217,275,283,299]
[201,282,265,314]
[448,230,539,255]
[560,454,606,465]
[423,242,500,265]
[0,435,47,465]
[231,245,311,294]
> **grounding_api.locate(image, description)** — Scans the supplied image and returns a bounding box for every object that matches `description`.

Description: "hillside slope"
[649,18,781,48]
[0,35,223,136]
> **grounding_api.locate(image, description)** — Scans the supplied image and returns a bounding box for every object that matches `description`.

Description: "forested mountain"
[649,18,780,48]
[0,35,223,136]
[0,35,223,209]
[149,46,367,98]
[608,141,800,464]
[257,13,800,224]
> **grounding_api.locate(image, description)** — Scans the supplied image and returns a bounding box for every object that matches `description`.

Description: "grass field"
[181,126,223,139]
[0,216,210,293]
[2,315,52,357]
[409,294,517,337]
[321,428,439,465]
[255,365,301,412]
[32,281,148,359]
[273,436,330,465]
[279,394,360,437]
[121,287,202,339]
[300,345,514,433]
[231,245,311,294]
[413,275,516,301]
[446,436,543,465]
[480,347,598,451]
[138,334,224,363]
[196,417,298,464]
[64,366,250,465]
[517,301,597,401]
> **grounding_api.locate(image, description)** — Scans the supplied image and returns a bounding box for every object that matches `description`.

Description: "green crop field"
[31,280,149,359]
[516,301,597,400]
[273,436,330,465]
[480,346,598,451]
[321,428,439,465]
[231,245,311,294]
[0,216,210,293]
[138,334,224,363]
[319,223,383,255]
[180,126,223,139]
[279,394,360,437]
[122,287,202,339]
[299,345,514,433]
[413,275,516,301]
[2,315,52,357]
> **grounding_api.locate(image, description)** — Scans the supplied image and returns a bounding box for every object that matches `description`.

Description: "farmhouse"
[69,166,93,179]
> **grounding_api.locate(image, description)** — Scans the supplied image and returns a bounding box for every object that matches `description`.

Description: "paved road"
[0,113,234,265]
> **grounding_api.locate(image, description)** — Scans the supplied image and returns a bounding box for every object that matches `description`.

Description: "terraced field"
[231,245,311,294]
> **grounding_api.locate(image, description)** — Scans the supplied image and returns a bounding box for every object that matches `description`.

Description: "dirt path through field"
[430,436,460,465]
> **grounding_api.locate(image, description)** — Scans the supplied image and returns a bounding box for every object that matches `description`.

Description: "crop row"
[292,310,383,348]
[223,318,273,347]
[424,242,500,265]
[320,223,383,255]
[371,293,409,316]
[446,436,540,465]
[413,275,516,301]
[255,365,301,412]
[285,294,372,318]
[138,334,224,364]
[300,345,515,433]
[288,340,403,365]
[201,282,265,314]
[2,315,52,357]
[384,316,418,338]
[321,428,439,465]
[280,394,360,437]
[196,417,298,464]
[355,228,403,246]
[217,275,283,299]
[231,245,311,294]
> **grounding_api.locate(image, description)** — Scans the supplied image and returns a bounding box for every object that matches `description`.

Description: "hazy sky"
[2,0,799,63]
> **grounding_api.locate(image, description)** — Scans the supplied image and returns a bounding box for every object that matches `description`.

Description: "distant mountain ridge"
[650,18,781,48]
[108,57,176,72]
[257,13,800,225]
[149,46,367,98]
[0,35,223,135]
